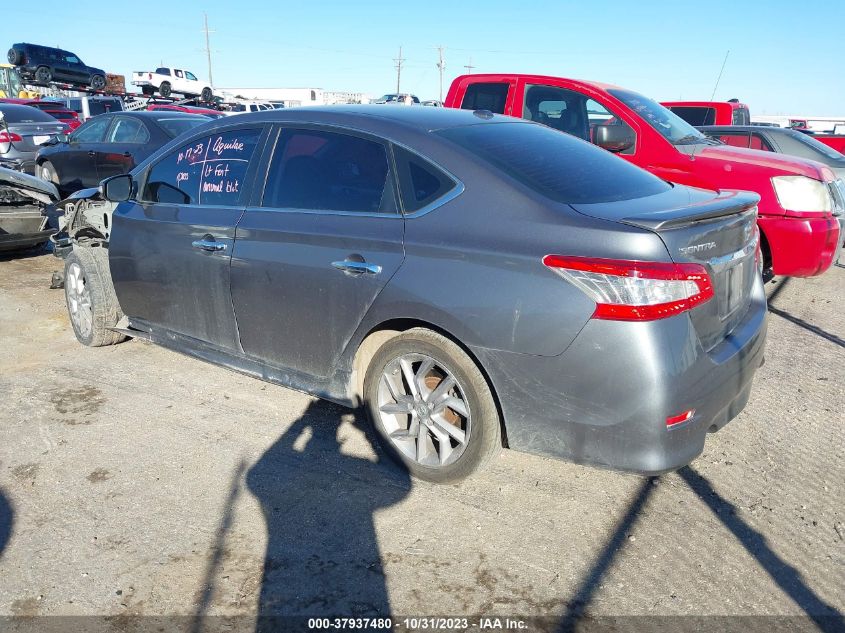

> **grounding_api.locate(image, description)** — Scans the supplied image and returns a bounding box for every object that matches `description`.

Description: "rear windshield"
[437,122,670,204]
[669,106,716,126]
[0,105,57,123]
[154,116,209,138]
[789,130,845,163]
[87,100,123,116]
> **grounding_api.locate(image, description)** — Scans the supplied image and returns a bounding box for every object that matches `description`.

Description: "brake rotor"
[424,372,461,427]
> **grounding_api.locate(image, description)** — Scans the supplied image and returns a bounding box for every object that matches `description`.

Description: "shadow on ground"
[0,490,12,560]
[557,466,843,633]
[245,400,411,628]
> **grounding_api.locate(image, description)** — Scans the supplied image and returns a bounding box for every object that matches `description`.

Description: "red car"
[145,103,223,118]
[445,75,841,278]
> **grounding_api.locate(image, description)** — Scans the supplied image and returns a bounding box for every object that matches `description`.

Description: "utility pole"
[464,57,475,74]
[436,45,446,102]
[202,13,215,86]
[393,46,405,94]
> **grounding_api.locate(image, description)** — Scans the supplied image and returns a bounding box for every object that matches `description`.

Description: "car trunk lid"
[6,122,66,152]
[570,186,760,351]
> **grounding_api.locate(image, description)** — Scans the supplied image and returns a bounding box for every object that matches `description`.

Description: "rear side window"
[718,133,751,148]
[261,128,395,214]
[142,128,262,206]
[108,118,150,143]
[460,83,509,114]
[749,134,772,151]
[393,146,456,212]
[438,122,670,204]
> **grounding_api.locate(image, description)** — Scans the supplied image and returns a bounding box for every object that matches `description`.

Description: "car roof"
[451,73,624,93]
[663,101,747,109]
[93,110,208,120]
[209,104,526,134]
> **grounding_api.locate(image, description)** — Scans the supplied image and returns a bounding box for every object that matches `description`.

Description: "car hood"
[697,144,830,180]
[0,168,60,205]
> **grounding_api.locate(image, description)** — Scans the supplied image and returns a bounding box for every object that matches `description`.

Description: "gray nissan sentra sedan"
[58,106,767,483]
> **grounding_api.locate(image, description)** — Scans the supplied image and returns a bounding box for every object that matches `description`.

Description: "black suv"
[7,43,106,90]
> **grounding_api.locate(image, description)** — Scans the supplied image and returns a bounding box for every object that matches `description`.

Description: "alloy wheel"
[66,262,93,339]
[376,353,471,468]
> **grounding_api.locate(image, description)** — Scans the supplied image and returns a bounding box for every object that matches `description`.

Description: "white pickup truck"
[131,67,213,102]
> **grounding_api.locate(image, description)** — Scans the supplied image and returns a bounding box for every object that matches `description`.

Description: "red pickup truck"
[445,75,842,277]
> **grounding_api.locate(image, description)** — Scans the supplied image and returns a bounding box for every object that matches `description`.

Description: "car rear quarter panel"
[346,176,671,360]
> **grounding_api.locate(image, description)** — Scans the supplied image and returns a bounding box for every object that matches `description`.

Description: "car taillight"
[0,132,23,143]
[542,255,714,321]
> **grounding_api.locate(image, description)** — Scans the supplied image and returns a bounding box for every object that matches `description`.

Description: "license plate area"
[721,261,745,319]
[32,135,50,145]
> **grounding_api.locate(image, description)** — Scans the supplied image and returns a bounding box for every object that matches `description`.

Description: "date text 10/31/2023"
[306,617,529,630]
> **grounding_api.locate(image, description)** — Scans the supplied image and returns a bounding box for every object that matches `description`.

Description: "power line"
[464,57,475,74]
[393,46,405,94]
[436,45,446,102]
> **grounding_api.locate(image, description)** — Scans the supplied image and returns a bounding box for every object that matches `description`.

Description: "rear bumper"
[758,214,840,277]
[472,276,768,474]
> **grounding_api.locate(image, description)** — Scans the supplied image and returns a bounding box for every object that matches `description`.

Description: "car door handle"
[87,150,96,156]
[192,238,227,252]
[332,259,382,275]
[123,152,131,157]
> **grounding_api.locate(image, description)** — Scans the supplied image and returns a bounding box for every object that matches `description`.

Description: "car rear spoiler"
[622,190,759,231]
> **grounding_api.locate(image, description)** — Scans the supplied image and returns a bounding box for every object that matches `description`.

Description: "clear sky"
[7,0,844,114]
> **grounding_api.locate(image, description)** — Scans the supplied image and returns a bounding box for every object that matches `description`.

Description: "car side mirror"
[594,124,636,153]
[101,174,133,202]
[56,133,69,144]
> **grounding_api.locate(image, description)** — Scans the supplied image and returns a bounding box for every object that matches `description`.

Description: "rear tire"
[159,81,172,98]
[34,66,52,84]
[7,48,23,65]
[363,328,501,483]
[64,247,127,347]
[91,74,106,91]
[200,87,213,102]
[141,85,155,96]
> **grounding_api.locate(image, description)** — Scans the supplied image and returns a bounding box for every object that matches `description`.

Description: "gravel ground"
[0,248,842,633]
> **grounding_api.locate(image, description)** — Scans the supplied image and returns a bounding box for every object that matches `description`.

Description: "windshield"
[7,68,23,96]
[609,89,707,145]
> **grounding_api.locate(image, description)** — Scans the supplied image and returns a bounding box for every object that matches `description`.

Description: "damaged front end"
[0,168,60,252]
[50,187,117,260]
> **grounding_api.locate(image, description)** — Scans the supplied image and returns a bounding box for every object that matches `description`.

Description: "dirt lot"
[0,248,842,632]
